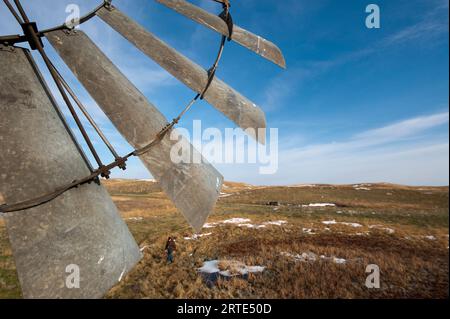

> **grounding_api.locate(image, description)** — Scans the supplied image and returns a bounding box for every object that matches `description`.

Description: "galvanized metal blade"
[155,0,287,69]
[0,46,141,299]
[96,6,266,145]
[46,30,224,232]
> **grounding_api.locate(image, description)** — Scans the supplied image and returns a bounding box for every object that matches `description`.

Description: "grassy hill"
[1,180,448,298]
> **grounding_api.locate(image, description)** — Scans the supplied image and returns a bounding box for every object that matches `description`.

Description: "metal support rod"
[49,60,122,162]
[13,0,29,23]
[12,0,107,175]
[3,0,23,23]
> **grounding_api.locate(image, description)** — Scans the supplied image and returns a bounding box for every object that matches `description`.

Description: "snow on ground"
[198,260,265,277]
[264,220,288,226]
[203,218,287,229]
[126,217,143,221]
[330,257,347,264]
[184,233,213,240]
[353,184,372,188]
[238,224,267,229]
[223,218,252,224]
[281,252,317,262]
[355,232,370,236]
[424,235,436,241]
[369,225,395,234]
[341,222,363,228]
[281,252,347,264]
[322,220,362,228]
[303,203,336,207]
[302,228,316,235]
[219,193,233,198]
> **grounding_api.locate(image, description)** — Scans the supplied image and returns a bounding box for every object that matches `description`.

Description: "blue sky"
[1,0,448,185]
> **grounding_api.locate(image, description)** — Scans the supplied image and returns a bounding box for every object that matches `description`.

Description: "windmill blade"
[96,6,266,145]
[46,29,224,232]
[0,46,141,298]
[155,0,286,69]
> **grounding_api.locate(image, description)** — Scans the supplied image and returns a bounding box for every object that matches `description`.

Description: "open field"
[0,180,448,299]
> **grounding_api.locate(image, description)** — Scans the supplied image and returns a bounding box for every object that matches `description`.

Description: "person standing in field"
[165,237,177,264]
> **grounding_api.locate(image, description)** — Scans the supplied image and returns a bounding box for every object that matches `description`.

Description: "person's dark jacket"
[165,239,176,252]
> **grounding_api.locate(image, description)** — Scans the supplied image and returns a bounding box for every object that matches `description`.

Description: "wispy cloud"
[216,111,449,186]
[285,112,449,159]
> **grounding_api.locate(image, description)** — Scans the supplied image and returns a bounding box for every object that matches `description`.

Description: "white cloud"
[214,111,449,186]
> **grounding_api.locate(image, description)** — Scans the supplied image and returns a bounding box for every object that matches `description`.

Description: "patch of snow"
[353,184,372,188]
[198,260,265,277]
[333,257,347,264]
[126,217,143,221]
[219,193,233,198]
[322,220,362,228]
[184,233,213,240]
[341,222,363,228]
[425,235,436,241]
[245,266,265,273]
[303,228,316,235]
[283,252,347,265]
[222,218,251,224]
[238,223,267,229]
[198,260,220,274]
[263,220,288,226]
[281,252,317,262]
[204,218,287,230]
[320,255,347,264]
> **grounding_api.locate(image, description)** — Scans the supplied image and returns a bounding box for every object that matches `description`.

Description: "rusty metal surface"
[96,6,266,144]
[0,47,141,299]
[46,29,224,232]
[155,0,286,69]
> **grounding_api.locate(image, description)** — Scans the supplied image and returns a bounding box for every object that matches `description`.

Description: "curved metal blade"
[0,46,141,299]
[46,30,224,232]
[155,0,286,69]
[96,6,266,144]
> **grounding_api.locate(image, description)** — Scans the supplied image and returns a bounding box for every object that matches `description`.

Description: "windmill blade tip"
[273,47,287,69]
